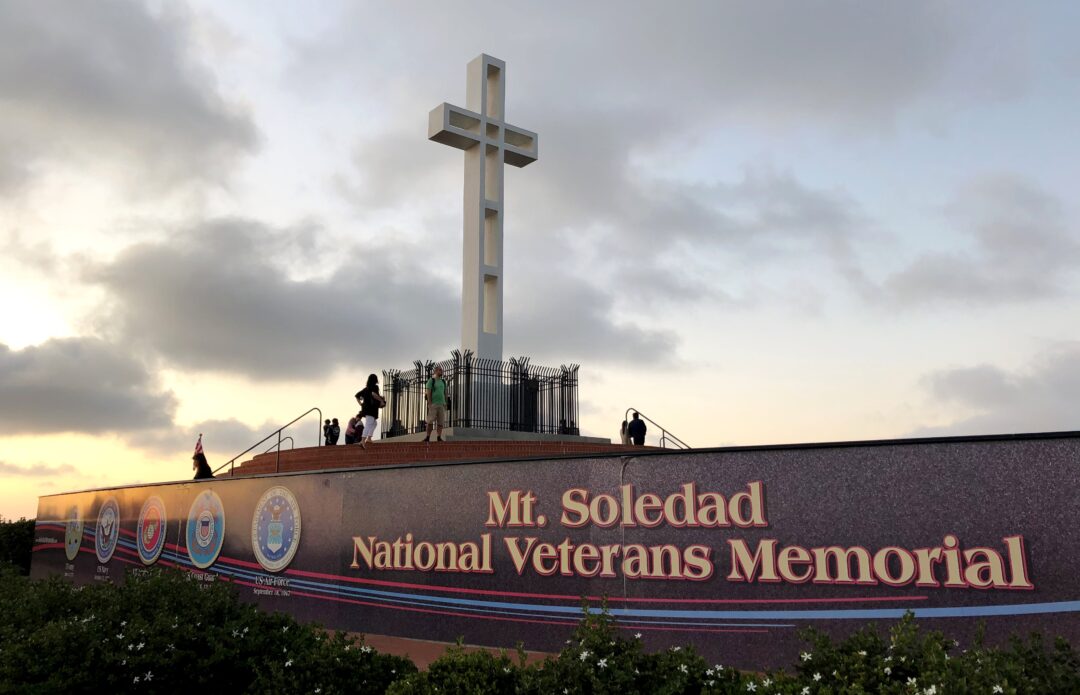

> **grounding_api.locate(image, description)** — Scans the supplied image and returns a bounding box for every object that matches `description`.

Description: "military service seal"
[64,504,83,562]
[94,498,121,564]
[251,486,302,573]
[186,490,225,569]
[137,496,168,565]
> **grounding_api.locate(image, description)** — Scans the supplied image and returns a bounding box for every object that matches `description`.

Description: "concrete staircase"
[224,440,652,477]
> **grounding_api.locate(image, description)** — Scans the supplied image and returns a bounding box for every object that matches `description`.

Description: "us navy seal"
[94,498,120,564]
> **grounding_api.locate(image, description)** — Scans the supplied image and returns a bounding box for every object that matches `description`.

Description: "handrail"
[623,408,690,449]
[212,407,322,476]
[262,436,294,454]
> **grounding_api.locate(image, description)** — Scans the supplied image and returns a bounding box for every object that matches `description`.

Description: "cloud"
[506,272,677,365]
[0,1,256,192]
[0,338,176,434]
[343,96,869,308]
[133,417,296,466]
[309,3,981,314]
[84,216,673,377]
[292,2,979,130]
[912,345,1080,436]
[86,218,455,378]
[0,461,78,477]
[872,176,1079,306]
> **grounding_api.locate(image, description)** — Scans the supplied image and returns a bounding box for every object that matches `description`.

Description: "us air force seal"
[186,490,225,569]
[137,496,168,565]
[251,486,301,573]
[64,504,83,562]
[94,498,121,564]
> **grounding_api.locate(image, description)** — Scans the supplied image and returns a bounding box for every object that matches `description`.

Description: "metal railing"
[623,408,690,449]
[212,407,322,476]
[382,350,580,438]
[262,436,294,454]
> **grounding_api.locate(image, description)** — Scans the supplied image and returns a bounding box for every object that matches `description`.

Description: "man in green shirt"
[424,365,450,443]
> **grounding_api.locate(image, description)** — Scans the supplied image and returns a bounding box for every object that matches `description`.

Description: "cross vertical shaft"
[429,54,538,361]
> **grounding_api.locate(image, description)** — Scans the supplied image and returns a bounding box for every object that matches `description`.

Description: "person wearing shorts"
[423,365,449,443]
[356,374,385,449]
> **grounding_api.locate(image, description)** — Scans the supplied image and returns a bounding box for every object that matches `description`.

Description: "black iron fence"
[381,351,579,438]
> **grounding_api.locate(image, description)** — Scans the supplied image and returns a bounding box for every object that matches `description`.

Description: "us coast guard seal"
[94,498,121,564]
[186,490,225,569]
[64,504,83,562]
[137,496,167,565]
[251,486,301,573]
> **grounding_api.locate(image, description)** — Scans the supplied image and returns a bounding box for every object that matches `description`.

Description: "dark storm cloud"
[911,346,1080,436]
[85,217,673,376]
[874,177,1079,306]
[0,1,255,191]
[0,338,176,434]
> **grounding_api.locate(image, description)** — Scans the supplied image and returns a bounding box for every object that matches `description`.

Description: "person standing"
[345,413,361,445]
[619,419,630,445]
[627,412,647,446]
[356,373,386,449]
[328,418,341,445]
[423,365,450,443]
[323,419,332,445]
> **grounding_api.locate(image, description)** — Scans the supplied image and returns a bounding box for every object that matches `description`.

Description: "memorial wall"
[31,433,1080,669]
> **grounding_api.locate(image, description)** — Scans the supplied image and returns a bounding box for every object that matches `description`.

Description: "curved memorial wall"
[30,432,1080,670]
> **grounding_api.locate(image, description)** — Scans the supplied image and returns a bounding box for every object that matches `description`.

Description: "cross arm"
[428,103,483,151]
[502,125,538,168]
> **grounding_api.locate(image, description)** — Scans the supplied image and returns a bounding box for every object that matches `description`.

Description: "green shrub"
[0,567,415,694]
[387,641,525,695]
[521,605,727,695]
[1,567,1077,694]
[0,516,34,575]
[385,603,1080,695]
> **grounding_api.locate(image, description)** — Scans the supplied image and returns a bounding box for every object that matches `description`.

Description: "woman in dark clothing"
[356,373,386,449]
[192,452,214,480]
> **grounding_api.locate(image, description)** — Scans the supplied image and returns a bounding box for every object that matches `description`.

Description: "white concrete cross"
[429,54,538,362]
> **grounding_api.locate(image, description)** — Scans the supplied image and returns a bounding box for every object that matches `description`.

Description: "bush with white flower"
[2,564,1078,694]
[0,567,414,694]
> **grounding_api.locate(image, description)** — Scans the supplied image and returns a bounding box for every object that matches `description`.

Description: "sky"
[2,1,1079,520]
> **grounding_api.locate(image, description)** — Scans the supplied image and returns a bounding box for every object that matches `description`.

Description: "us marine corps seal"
[64,504,83,562]
[186,489,225,569]
[94,498,121,564]
[251,486,301,573]
[137,496,167,565]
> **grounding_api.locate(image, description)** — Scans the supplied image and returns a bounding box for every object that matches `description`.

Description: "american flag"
[194,433,203,456]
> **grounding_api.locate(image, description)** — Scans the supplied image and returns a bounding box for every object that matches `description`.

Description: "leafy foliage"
[0,516,34,575]
[0,568,414,694]
[0,570,1077,694]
